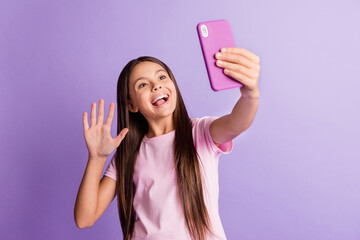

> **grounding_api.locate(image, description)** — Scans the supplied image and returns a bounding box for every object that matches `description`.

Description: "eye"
[139,83,147,89]
[159,75,166,80]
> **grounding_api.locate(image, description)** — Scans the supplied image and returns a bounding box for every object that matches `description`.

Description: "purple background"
[1,0,359,239]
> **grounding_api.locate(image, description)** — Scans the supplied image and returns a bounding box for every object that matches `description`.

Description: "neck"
[146,114,175,138]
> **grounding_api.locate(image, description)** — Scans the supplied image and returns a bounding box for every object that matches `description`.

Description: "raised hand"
[215,47,260,99]
[83,99,129,159]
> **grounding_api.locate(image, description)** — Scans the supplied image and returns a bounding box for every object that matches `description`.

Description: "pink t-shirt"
[104,116,234,240]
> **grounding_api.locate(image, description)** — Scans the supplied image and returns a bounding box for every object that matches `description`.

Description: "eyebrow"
[134,69,166,84]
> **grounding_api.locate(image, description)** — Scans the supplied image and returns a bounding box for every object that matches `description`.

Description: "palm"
[85,126,115,157]
[83,99,128,158]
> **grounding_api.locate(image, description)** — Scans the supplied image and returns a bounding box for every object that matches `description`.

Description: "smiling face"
[128,61,177,122]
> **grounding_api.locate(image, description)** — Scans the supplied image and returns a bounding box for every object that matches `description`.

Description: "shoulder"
[191,116,219,143]
[191,116,218,130]
[191,116,234,157]
[191,116,219,150]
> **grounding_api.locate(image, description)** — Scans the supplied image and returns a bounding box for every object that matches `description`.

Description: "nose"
[153,84,162,91]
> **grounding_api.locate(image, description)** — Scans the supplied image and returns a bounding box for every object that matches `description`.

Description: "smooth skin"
[74,100,128,228]
[74,47,260,228]
[84,101,129,159]
[210,47,260,144]
[127,61,177,138]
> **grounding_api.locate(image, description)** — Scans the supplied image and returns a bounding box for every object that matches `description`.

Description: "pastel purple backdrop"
[1,0,359,239]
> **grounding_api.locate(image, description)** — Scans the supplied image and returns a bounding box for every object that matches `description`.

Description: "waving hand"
[83,99,128,159]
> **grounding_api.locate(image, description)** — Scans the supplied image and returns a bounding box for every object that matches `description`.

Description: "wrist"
[240,87,260,99]
[88,155,107,162]
[241,93,259,100]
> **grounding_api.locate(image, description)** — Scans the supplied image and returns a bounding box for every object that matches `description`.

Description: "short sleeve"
[104,153,117,181]
[192,116,234,157]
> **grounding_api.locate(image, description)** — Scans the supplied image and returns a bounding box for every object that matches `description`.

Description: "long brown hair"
[115,56,217,240]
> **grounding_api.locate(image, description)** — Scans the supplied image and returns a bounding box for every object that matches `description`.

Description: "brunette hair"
[115,56,218,240]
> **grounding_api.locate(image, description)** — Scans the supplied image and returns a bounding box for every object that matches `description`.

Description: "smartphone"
[197,19,243,91]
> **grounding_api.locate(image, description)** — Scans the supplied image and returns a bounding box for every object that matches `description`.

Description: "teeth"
[152,94,168,104]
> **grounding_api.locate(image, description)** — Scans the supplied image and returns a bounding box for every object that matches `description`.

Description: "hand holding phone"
[197,19,243,91]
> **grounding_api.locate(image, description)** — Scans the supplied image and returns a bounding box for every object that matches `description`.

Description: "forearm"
[74,156,107,228]
[228,95,259,134]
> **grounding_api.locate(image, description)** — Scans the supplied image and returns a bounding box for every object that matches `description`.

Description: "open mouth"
[151,94,169,107]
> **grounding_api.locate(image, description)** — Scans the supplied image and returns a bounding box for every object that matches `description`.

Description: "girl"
[74,47,260,240]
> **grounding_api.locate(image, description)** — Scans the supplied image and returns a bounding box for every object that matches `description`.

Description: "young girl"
[74,47,260,240]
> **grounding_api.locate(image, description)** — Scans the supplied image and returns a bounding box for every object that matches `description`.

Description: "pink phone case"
[197,19,243,91]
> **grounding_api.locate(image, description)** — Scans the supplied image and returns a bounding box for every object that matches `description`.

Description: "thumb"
[114,128,129,146]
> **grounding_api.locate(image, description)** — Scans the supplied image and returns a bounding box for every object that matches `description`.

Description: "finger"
[224,69,255,88]
[90,102,96,127]
[221,47,260,64]
[83,112,89,132]
[97,99,104,126]
[216,52,259,70]
[114,128,129,146]
[105,102,114,127]
[216,60,256,79]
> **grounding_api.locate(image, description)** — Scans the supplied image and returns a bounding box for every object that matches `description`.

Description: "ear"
[128,100,139,113]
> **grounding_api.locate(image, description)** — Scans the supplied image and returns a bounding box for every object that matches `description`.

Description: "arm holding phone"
[197,19,260,144]
[209,47,260,145]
